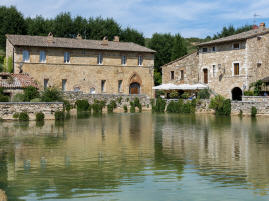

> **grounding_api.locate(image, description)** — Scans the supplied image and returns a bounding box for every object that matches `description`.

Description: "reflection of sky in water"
[0,113,268,201]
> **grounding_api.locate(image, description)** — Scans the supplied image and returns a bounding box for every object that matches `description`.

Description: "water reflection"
[0,113,268,200]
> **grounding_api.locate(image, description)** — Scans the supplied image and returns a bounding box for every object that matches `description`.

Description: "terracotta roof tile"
[0,73,38,89]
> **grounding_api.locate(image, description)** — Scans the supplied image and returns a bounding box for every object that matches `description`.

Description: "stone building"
[162,23,269,100]
[5,34,155,98]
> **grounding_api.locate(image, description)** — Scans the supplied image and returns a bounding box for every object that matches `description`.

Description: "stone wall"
[0,102,63,120]
[63,92,151,107]
[242,96,269,102]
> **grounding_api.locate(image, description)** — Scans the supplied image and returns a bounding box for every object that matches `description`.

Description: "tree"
[120,27,145,46]
[25,16,53,36]
[171,34,187,61]
[53,12,74,38]
[213,25,252,40]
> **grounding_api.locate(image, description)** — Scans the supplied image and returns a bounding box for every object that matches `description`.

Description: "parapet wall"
[0,102,64,120]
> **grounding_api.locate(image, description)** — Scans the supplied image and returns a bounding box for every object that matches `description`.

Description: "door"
[203,69,208,84]
[129,82,140,94]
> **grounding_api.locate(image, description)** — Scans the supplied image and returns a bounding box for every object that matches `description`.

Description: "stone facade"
[6,35,155,98]
[0,102,63,120]
[162,52,199,85]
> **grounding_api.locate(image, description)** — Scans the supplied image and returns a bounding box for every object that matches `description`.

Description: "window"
[22,50,30,62]
[213,65,216,77]
[62,79,67,91]
[180,70,184,80]
[234,63,240,75]
[44,79,49,90]
[202,48,208,53]
[170,71,174,80]
[90,87,96,94]
[39,51,46,63]
[98,53,103,65]
[118,80,123,92]
[101,80,106,93]
[233,43,240,49]
[64,52,70,63]
[138,56,143,66]
[74,87,80,92]
[257,62,262,68]
[212,46,216,52]
[121,56,126,65]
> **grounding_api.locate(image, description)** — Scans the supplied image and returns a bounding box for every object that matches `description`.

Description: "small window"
[213,65,216,77]
[74,87,80,92]
[180,70,184,80]
[202,48,208,53]
[121,56,126,65]
[234,63,240,75]
[64,52,70,63]
[62,79,67,91]
[23,50,30,62]
[101,80,106,93]
[39,51,46,63]
[44,79,49,90]
[138,56,143,66]
[90,87,96,94]
[257,62,262,68]
[98,53,103,65]
[170,71,174,80]
[212,47,216,52]
[233,43,240,49]
[118,80,123,92]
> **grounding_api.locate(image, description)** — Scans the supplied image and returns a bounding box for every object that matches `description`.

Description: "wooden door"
[129,82,140,94]
[203,69,208,84]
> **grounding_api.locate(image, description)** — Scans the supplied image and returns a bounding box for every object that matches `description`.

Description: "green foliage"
[120,27,145,46]
[243,90,254,96]
[3,56,13,73]
[171,34,187,61]
[41,87,62,102]
[155,90,165,98]
[117,97,122,104]
[197,89,210,99]
[154,70,162,86]
[250,80,263,96]
[23,86,40,102]
[169,90,178,99]
[0,94,9,102]
[251,106,257,117]
[166,101,180,113]
[13,112,19,119]
[55,110,65,121]
[166,99,196,114]
[138,103,142,112]
[30,98,41,102]
[124,105,128,113]
[12,93,25,102]
[36,112,45,121]
[209,95,231,116]
[130,103,135,113]
[133,97,140,107]
[110,100,117,109]
[212,25,252,40]
[63,100,71,112]
[18,112,29,121]
[107,103,114,113]
[92,100,105,114]
[152,97,166,113]
[181,92,189,99]
[75,99,89,111]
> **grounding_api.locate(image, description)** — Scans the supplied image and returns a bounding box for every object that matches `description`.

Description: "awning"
[153,83,208,90]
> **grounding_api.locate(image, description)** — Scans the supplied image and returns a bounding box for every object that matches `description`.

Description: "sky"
[1,0,269,38]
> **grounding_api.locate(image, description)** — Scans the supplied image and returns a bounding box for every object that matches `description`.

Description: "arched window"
[90,87,96,94]
[232,87,242,101]
[74,87,80,92]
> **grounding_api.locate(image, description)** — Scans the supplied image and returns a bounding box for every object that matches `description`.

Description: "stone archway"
[232,87,242,101]
[129,73,142,95]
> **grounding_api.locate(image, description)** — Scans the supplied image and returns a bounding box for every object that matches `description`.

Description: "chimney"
[47,32,54,43]
[259,22,266,29]
[102,36,108,46]
[76,33,82,40]
[113,36,120,42]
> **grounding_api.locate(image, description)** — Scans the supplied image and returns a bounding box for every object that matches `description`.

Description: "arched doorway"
[203,69,208,84]
[232,87,242,101]
[129,82,140,94]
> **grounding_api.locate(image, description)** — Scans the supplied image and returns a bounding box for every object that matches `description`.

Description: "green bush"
[152,97,166,113]
[138,103,142,112]
[23,86,40,102]
[13,112,19,119]
[130,102,136,113]
[63,100,71,112]
[75,99,89,111]
[155,90,165,98]
[124,105,128,113]
[12,93,25,102]
[110,100,117,109]
[180,92,189,99]
[30,98,41,102]
[250,80,263,96]
[166,101,179,113]
[3,56,13,73]
[169,90,178,99]
[36,112,45,121]
[41,87,62,102]
[0,95,9,102]
[19,112,29,121]
[55,110,65,121]
[197,89,210,99]
[251,106,257,117]
[209,95,231,116]
[92,100,105,114]
[107,103,114,113]
[243,90,254,96]
[134,97,140,107]
[117,97,122,104]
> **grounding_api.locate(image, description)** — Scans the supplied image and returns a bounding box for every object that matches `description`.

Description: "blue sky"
[1,0,269,38]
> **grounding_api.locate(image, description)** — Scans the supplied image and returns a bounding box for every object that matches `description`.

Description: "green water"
[0,113,269,201]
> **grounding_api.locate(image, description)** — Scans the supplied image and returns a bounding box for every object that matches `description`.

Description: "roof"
[0,73,38,89]
[6,34,156,53]
[153,83,208,90]
[161,51,198,68]
[198,27,269,47]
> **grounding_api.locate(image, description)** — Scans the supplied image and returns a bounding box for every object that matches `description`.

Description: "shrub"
[30,98,41,102]
[152,97,166,113]
[23,86,40,102]
[55,110,65,121]
[13,112,19,119]
[107,103,114,113]
[169,90,178,99]
[3,56,13,73]
[124,105,128,113]
[117,97,122,104]
[110,100,117,109]
[243,90,254,96]
[138,103,142,112]
[0,95,9,102]
[197,89,210,99]
[130,102,136,113]
[92,100,105,114]
[251,106,257,117]
[19,112,29,121]
[181,92,189,99]
[250,80,263,96]
[63,100,71,112]
[12,93,25,102]
[36,112,45,121]
[41,87,62,102]
[155,90,165,98]
[209,95,231,116]
[75,99,89,111]
[166,101,179,113]
[134,97,140,107]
